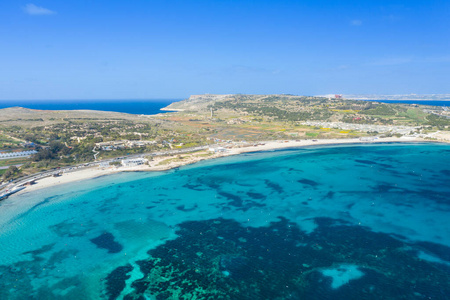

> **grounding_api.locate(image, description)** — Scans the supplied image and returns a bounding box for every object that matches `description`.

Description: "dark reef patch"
[323,191,335,199]
[197,176,224,189]
[28,196,55,210]
[219,255,250,279]
[176,204,198,212]
[415,189,450,204]
[50,220,92,237]
[373,183,403,193]
[90,232,123,253]
[121,217,450,300]
[297,178,319,187]
[246,192,266,200]
[218,191,243,207]
[47,249,78,269]
[218,191,266,211]
[355,159,391,169]
[355,159,377,165]
[235,181,255,187]
[23,243,55,257]
[9,196,58,224]
[440,169,450,176]
[415,241,450,262]
[104,264,133,300]
[183,183,208,191]
[264,179,283,194]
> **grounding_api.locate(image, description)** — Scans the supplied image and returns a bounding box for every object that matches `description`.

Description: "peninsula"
[1,94,449,196]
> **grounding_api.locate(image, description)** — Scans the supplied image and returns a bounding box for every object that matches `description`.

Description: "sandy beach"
[13,136,435,195]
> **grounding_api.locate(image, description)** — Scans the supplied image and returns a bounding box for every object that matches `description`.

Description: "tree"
[2,166,20,181]
[32,148,54,161]
[49,141,64,154]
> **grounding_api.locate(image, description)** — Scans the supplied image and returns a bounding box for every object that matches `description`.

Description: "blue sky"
[0,0,449,100]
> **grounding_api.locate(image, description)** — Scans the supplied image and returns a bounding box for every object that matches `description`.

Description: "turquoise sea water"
[0,143,450,299]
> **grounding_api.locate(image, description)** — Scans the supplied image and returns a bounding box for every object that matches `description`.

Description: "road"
[0,145,209,192]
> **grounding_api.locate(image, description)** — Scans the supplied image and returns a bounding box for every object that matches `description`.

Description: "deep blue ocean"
[0,143,449,299]
[0,99,181,115]
[0,99,448,116]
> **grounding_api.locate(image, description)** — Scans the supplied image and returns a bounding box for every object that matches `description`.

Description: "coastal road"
[0,145,209,192]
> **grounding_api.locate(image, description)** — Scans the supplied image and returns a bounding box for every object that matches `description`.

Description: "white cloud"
[351,20,362,26]
[23,4,56,15]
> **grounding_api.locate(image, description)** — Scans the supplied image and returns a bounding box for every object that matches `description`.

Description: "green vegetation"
[1,165,21,181]
[157,156,183,166]
[32,141,70,161]
[0,134,21,148]
[305,132,319,137]
[0,95,449,183]
[425,114,450,127]
[167,94,449,128]
[362,104,398,116]
[0,157,28,167]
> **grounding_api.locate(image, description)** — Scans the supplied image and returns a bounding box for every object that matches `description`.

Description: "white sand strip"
[13,137,436,195]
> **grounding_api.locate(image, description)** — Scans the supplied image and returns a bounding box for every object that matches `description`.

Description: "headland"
[1,94,450,198]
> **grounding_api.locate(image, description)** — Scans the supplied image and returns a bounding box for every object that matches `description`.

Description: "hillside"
[162,94,450,127]
[0,95,449,182]
[0,107,160,128]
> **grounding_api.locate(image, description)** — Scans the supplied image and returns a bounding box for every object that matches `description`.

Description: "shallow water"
[0,143,449,299]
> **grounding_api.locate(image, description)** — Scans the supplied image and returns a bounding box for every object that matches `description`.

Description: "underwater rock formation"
[115,217,450,299]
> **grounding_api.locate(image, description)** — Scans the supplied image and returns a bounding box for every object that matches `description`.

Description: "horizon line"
[0,98,185,102]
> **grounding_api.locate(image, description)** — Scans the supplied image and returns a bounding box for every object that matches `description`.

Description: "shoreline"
[12,136,446,196]
[160,107,184,112]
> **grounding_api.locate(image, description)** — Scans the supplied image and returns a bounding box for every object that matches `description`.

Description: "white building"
[0,150,37,159]
[208,146,227,153]
[121,158,148,167]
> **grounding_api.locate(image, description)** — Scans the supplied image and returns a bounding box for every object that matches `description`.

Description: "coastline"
[160,108,185,112]
[12,136,443,196]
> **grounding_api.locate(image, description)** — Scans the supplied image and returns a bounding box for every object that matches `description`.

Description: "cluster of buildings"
[95,140,157,151]
[207,137,233,143]
[302,121,419,135]
[226,118,248,125]
[120,157,148,167]
[208,146,227,153]
[0,150,37,159]
[425,108,450,120]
